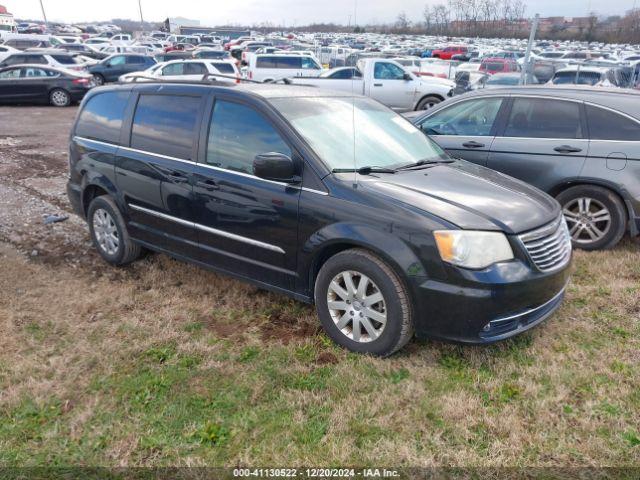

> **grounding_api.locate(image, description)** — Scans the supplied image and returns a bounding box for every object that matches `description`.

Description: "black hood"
[361,161,560,234]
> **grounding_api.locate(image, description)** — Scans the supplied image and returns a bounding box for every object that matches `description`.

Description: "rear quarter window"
[75,91,131,144]
[586,105,640,141]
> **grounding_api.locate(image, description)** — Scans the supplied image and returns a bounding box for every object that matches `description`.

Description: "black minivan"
[67,82,572,356]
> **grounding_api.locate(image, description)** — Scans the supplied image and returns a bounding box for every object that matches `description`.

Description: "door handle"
[554,145,582,153]
[167,171,189,183]
[462,141,485,148]
[195,179,219,190]
[373,83,383,87]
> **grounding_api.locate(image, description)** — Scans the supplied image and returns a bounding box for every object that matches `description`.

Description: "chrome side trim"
[74,136,118,149]
[490,284,567,324]
[128,204,285,254]
[74,136,331,193]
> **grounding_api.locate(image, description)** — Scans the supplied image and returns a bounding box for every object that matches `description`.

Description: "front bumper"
[410,257,571,344]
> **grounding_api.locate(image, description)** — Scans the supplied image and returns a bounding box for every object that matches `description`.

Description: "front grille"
[519,216,572,272]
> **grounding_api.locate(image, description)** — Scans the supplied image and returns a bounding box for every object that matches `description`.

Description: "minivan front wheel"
[557,185,626,250]
[50,89,71,107]
[315,249,413,356]
[93,74,105,86]
[87,196,142,265]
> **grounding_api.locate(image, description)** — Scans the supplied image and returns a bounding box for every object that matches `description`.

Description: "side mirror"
[403,73,412,81]
[253,152,298,183]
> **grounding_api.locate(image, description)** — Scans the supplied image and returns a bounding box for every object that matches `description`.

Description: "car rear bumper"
[410,258,571,344]
[66,180,83,217]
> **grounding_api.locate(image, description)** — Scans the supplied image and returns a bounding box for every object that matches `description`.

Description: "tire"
[416,95,442,111]
[556,185,627,250]
[87,195,142,266]
[49,88,71,107]
[314,248,413,357]
[93,73,105,86]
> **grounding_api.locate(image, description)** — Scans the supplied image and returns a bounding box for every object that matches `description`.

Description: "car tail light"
[248,71,252,79]
[73,78,90,85]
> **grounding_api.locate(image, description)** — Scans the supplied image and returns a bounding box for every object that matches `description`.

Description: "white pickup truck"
[289,58,455,111]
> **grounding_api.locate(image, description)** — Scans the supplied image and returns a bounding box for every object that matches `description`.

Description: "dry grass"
[0,237,638,467]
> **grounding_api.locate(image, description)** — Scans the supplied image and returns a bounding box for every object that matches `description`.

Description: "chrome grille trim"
[519,216,572,273]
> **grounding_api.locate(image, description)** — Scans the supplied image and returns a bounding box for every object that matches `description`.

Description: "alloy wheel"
[92,208,119,256]
[563,197,612,245]
[51,90,69,106]
[326,270,387,343]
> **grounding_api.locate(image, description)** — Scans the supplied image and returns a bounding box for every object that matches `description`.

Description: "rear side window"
[206,100,291,174]
[276,56,302,69]
[212,63,234,74]
[52,55,80,65]
[256,56,276,68]
[131,95,201,160]
[504,98,582,139]
[76,91,130,144]
[126,56,146,64]
[184,62,207,74]
[586,105,640,141]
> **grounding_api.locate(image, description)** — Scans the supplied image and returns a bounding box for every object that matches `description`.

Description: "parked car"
[0,44,19,63]
[2,37,51,50]
[319,66,362,79]
[193,49,231,60]
[89,54,156,85]
[54,43,109,60]
[550,66,619,87]
[0,50,90,72]
[247,53,323,82]
[0,64,93,106]
[67,82,571,355]
[406,87,640,249]
[483,72,536,88]
[432,46,468,60]
[119,59,239,83]
[154,52,194,63]
[291,58,454,111]
[479,57,520,75]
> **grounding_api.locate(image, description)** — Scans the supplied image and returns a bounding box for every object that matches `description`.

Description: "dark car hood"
[361,161,560,234]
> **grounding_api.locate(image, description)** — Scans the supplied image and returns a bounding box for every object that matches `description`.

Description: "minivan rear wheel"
[50,88,71,107]
[87,195,142,265]
[556,185,626,250]
[314,249,413,356]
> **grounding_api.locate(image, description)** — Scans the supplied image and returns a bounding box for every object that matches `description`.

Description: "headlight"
[433,230,514,269]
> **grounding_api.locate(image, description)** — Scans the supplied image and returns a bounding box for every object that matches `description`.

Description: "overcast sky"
[3,0,638,26]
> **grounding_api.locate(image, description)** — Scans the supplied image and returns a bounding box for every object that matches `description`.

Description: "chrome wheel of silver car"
[92,208,119,256]
[50,89,70,107]
[563,197,611,244]
[326,270,387,343]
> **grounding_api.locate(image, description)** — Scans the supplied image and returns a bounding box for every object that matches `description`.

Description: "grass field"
[0,237,639,468]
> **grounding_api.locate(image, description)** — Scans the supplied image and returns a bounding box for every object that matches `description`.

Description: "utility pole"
[520,13,539,85]
[138,0,145,28]
[354,0,358,29]
[39,0,48,29]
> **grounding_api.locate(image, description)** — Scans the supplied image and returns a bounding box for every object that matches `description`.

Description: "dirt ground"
[0,105,639,468]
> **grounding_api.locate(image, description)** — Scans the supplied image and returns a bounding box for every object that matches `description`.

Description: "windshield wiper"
[332,166,397,175]
[395,158,455,171]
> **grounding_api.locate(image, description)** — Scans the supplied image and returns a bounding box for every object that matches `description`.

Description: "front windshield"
[271,96,448,170]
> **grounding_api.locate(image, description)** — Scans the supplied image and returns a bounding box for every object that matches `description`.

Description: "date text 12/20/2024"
[233,468,401,478]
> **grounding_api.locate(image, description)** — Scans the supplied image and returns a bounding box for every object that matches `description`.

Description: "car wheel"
[49,88,71,107]
[416,96,442,110]
[87,195,142,265]
[556,185,626,250]
[93,73,105,86]
[314,249,413,357]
